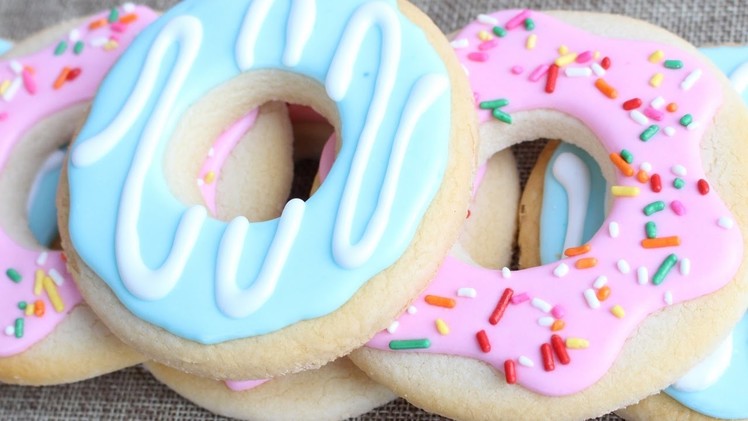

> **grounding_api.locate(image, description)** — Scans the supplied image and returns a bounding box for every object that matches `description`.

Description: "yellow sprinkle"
[103,40,119,51]
[25,303,35,317]
[593,51,601,59]
[566,337,590,349]
[611,305,626,319]
[611,186,640,197]
[558,45,569,55]
[34,269,45,296]
[0,80,9,95]
[555,53,578,67]
[204,171,216,185]
[435,318,450,336]
[43,276,65,313]
[478,30,493,42]
[650,72,664,87]
[526,34,537,50]
[649,50,665,63]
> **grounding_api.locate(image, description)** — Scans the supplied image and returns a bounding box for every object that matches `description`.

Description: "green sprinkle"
[663,60,684,69]
[524,18,535,31]
[673,178,685,189]
[680,114,693,127]
[620,149,634,164]
[389,339,431,350]
[643,200,666,216]
[479,98,509,109]
[74,41,85,55]
[652,254,679,285]
[6,269,21,283]
[14,318,23,338]
[492,108,512,124]
[645,221,657,239]
[108,7,120,23]
[640,125,660,142]
[492,26,507,37]
[17,301,27,311]
[54,41,67,56]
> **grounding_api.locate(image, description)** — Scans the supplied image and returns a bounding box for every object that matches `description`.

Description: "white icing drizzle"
[730,61,748,95]
[552,152,591,251]
[672,332,734,392]
[26,149,65,216]
[235,0,274,71]
[215,199,306,318]
[283,0,316,67]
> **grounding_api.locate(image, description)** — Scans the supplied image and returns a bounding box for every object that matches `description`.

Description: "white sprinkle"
[518,356,535,367]
[609,222,620,238]
[591,62,606,76]
[69,29,81,42]
[583,289,601,309]
[387,321,399,334]
[207,148,215,158]
[451,38,469,49]
[2,77,22,102]
[196,179,205,187]
[553,263,569,278]
[671,164,687,177]
[477,14,499,25]
[593,276,608,289]
[501,267,511,279]
[637,266,649,285]
[664,291,674,305]
[457,288,477,298]
[718,217,735,229]
[36,252,48,266]
[681,68,702,91]
[650,96,666,109]
[664,126,676,137]
[531,298,552,313]
[122,2,136,13]
[538,316,555,327]
[4,326,14,336]
[629,110,649,126]
[48,269,64,286]
[407,306,417,315]
[90,37,109,47]
[686,121,700,131]
[565,67,592,78]
[617,259,631,274]
[9,60,23,75]
[640,162,653,172]
[680,258,691,276]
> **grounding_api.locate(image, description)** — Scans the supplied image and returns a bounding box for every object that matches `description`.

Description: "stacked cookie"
[3,1,748,420]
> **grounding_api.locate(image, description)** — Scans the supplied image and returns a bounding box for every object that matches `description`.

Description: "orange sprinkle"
[34,300,45,317]
[666,102,678,113]
[596,286,611,301]
[594,78,618,99]
[575,257,598,269]
[641,236,681,249]
[89,18,108,30]
[53,67,71,90]
[425,295,456,309]
[24,65,36,75]
[636,169,650,183]
[609,153,634,177]
[564,244,591,257]
[551,319,566,331]
[119,13,139,24]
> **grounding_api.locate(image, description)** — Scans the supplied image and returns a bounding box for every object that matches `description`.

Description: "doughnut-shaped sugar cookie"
[61,0,475,379]
[353,10,748,420]
[0,5,160,385]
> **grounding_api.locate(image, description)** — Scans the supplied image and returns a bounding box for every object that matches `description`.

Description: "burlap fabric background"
[1,0,746,419]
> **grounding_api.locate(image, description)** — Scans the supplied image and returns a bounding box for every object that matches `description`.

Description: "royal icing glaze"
[0,5,157,357]
[367,10,743,396]
[67,0,452,343]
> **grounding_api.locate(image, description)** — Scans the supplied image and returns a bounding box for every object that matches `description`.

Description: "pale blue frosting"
[67,0,451,343]
[0,39,11,55]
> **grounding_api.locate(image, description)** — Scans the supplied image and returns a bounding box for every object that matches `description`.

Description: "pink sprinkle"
[109,34,121,42]
[643,106,664,121]
[468,52,489,62]
[671,200,686,216]
[529,64,550,82]
[110,22,128,33]
[576,51,593,64]
[21,69,36,95]
[511,65,524,75]
[551,305,566,319]
[478,39,499,51]
[511,292,530,305]
[506,10,532,30]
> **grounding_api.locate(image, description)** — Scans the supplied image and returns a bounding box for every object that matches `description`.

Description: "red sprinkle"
[622,98,642,110]
[545,64,559,94]
[466,209,471,219]
[650,173,662,193]
[489,288,514,325]
[504,360,517,384]
[67,68,82,81]
[468,52,489,62]
[476,330,491,353]
[551,335,571,365]
[541,343,555,371]
[697,179,710,195]
[601,56,611,69]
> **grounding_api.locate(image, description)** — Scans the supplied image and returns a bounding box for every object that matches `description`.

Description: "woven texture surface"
[1,0,746,420]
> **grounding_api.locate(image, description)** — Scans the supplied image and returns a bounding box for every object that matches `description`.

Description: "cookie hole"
[27,146,66,250]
